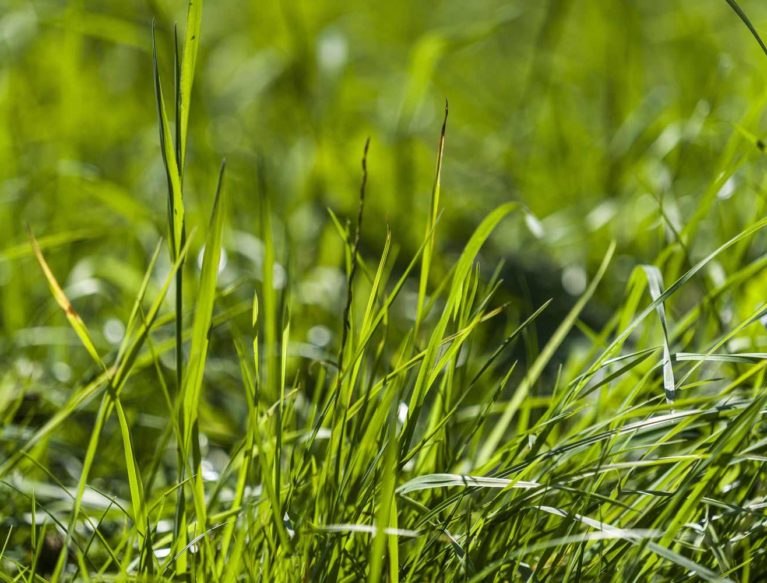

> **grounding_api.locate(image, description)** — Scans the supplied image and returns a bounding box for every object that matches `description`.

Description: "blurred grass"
[4,0,767,290]
[4,0,767,580]
[4,0,767,392]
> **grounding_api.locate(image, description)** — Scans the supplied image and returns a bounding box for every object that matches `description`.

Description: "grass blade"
[29,230,105,370]
[642,265,675,402]
[178,0,203,169]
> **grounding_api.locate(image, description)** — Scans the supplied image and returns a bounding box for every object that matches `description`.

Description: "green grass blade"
[725,0,767,58]
[181,159,226,457]
[30,230,105,370]
[152,22,185,258]
[415,100,448,336]
[397,473,540,495]
[179,0,203,169]
[641,265,675,402]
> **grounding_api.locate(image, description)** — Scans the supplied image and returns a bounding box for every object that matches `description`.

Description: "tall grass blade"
[179,0,203,169]
[415,100,448,336]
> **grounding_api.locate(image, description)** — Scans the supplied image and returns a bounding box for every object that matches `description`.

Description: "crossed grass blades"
[3,0,767,580]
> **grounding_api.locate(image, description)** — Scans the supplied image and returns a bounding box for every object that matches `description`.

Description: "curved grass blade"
[641,265,675,402]
[725,0,767,58]
[397,473,540,495]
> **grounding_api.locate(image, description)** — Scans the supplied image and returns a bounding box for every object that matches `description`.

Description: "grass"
[4,0,767,580]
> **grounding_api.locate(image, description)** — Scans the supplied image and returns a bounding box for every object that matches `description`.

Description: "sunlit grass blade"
[397,473,540,495]
[641,265,676,402]
[29,229,105,370]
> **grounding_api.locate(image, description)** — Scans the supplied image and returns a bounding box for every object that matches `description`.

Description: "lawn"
[3,0,767,580]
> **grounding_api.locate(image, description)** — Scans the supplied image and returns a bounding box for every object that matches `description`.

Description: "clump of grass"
[5,1,767,581]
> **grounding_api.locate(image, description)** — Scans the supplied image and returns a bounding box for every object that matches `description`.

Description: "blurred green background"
[4,0,767,400]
